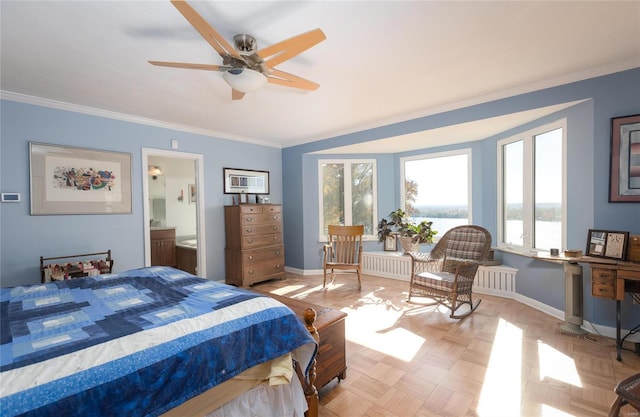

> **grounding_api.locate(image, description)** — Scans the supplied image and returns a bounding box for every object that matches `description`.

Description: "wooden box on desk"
[627,235,640,263]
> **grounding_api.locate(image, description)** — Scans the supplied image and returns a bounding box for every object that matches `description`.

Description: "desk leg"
[616,300,622,361]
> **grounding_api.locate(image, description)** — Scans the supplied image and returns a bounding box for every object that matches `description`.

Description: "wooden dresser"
[268,294,348,390]
[224,204,285,287]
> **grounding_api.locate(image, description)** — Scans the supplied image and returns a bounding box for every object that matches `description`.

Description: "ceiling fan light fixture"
[222,68,267,93]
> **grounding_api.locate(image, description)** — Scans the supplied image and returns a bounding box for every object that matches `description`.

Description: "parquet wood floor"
[253,272,640,417]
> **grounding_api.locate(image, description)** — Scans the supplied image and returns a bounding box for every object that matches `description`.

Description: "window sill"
[494,246,543,258]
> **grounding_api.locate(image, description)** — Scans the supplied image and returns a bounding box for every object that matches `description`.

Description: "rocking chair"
[407,225,492,319]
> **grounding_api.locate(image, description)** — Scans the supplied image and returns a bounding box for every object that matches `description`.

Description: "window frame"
[400,148,473,238]
[496,119,567,254]
[317,159,378,241]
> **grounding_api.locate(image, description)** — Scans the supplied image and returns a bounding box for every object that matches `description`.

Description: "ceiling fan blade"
[258,28,326,69]
[170,0,245,62]
[148,61,223,71]
[267,69,319,91]
[232,89,245,100]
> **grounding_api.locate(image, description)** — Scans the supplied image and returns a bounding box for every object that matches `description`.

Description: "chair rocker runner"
[323,225,364,290]
[407,225,492,319]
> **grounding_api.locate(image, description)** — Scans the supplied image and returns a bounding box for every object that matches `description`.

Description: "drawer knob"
[248,270,254,274]
[246,228,252,233]
[248,255,253,260]
[273,226,278,231]
[276,250,281,255]
[246,217,253,222]
[247,239,253,244]
[272,216,278,220]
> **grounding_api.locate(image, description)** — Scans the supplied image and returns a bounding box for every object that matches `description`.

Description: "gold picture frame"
[29,142,132,215]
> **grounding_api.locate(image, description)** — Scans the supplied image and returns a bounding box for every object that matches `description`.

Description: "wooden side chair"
[407,225,491,319]
[609,373,640,417]
[323,225,364,290]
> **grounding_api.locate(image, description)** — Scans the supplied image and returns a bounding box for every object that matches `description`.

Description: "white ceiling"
[1,1,639,152]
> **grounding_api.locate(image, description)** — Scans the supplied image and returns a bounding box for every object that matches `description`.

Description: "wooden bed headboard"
[40,250,113,283]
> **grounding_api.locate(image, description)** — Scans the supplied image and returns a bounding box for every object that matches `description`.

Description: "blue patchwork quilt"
[0,267,317,417]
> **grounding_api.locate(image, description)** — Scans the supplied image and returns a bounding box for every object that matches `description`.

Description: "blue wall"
[0,100,283,287]
[1,69,638,329]
[282,68,640,327]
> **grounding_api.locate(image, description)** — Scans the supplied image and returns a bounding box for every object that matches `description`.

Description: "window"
[400,149,471,237]
[318,160,377,239]
[498,121,565,252]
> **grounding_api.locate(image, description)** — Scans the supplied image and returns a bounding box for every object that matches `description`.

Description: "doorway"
[142,148,206,277]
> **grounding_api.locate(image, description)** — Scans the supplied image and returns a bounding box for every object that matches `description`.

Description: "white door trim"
[142,148,206,277]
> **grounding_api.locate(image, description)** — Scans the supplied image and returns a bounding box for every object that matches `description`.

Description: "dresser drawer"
[242,234,282,249]
[239,205,263,214]
[243,259,285,282]
[241,212,281,226]
[241,223,282,237]
[238,204,281,215]
[243,246,284,264]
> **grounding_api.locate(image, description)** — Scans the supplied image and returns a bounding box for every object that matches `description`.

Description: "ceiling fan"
[149,0,326,100]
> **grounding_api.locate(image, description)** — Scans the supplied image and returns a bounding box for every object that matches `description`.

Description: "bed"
[0,266,318,417]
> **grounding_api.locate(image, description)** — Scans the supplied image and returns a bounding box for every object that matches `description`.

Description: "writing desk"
[536,253,640,361]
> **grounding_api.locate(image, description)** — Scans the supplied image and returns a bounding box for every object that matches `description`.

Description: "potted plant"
[377,208,437,253]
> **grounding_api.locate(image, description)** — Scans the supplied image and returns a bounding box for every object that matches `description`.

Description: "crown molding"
[0,91,282,149]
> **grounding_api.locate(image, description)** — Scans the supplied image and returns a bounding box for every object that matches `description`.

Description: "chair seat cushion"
[415,271,456,291]
[326,262,359,268]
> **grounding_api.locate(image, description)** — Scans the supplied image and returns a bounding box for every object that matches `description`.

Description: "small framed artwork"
[29,142,132,215]
[223,168,270,195]
[609,114,640,202]
[188,184,196,203]
[586,229,629,260]
[384,235,397,251]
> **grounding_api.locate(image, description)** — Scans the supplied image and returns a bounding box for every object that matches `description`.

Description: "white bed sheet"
[205,372,307,417]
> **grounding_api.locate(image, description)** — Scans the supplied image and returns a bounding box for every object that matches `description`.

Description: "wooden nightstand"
[268,294,348,390]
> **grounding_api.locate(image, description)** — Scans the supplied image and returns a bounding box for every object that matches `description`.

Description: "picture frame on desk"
[609,114,640,202]
[384,235,397,251]
[586,229,629,260]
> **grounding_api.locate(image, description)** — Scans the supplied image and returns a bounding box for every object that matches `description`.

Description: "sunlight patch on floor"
[477,318,523,417]
[342,293,424,362]
[540,403,576,417]
[271,283,345,298]
[537,340,582,387]
[269,284,307,296]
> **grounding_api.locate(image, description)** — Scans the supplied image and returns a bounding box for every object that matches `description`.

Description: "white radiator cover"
[361,252,518,298]
[362,251,411,280]
[473,265,518,298]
